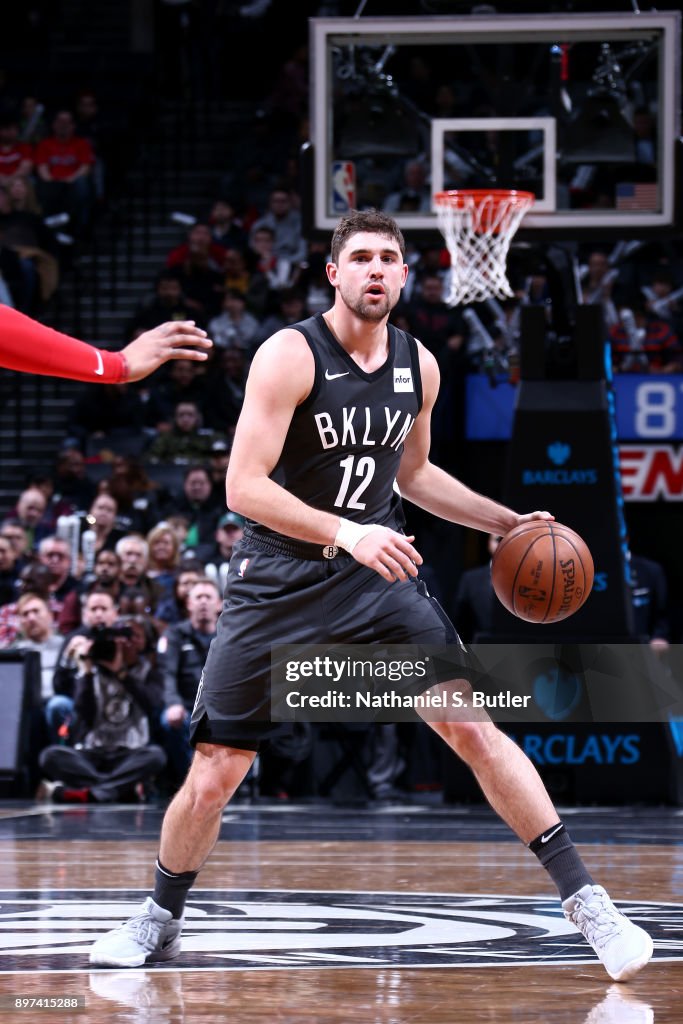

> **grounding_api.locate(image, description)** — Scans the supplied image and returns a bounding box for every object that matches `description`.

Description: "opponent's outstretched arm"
[0,305,211,383]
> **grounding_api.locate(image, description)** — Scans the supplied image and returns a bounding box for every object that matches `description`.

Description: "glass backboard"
[310,11,680,235]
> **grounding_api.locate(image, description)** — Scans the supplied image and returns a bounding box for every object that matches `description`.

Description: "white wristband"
[335,518,383,554]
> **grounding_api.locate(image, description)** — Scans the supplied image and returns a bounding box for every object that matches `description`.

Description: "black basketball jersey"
[250,312,423,538]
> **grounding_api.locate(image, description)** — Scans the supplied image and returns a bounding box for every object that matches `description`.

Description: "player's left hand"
[122,321,213,381]
[352,527,422,583]
[517,510,555,525]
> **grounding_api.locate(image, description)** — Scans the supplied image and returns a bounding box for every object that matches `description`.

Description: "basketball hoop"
[433,189,534,306]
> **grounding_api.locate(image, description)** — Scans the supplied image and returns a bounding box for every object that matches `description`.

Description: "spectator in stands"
[34,110,95,236]
[248,224,300,300]
[453,534,499,643]
[157,577,222,787]
[208,287,261,352]
[222,246,252,296]
[396,273,466,358]
[86,492,125,554]
[91,549,122,597]
[154,558,204,625]
[127,270,199,338]
[249,187,306,265]
[580,250,619,328]
[143,357,207,431]
[629,552,670,650]
[382,159,431,214]
[172,466,223,560]
[0,117,33,183]
[400,244,451,304]
[59,541,123,634]
[0,520,32,571]
[221,245,270,318]
[165,222,225,319]
[203,511,244,584]
[38,536,79,627]
[0,562,54,647]
[101,457,163,535]
[11,592,64,722]
[12,486,50,550]
[165,515,190,552]
[18,96,48,146]
[208,438,231,506]
[73,90,107,201]
[255,288,307,350]
[146,400,226,464]
[67,381,147,449]
[609,298,683,373]
[0,534,19,605]
[146,521,181,618]
[0,231,22,306]
[115,535,159,614]
[29,474,58,521]
[203,346,247,437]
[0,177,59,312]
[52,447,97,515]
[641,268,683,336]
[38,614,166,803]
[208,199,247,253]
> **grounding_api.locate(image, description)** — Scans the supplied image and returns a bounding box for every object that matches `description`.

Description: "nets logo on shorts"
[0,888,679,972]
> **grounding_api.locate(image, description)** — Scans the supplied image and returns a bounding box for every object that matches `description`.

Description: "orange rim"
[433,189,535,209]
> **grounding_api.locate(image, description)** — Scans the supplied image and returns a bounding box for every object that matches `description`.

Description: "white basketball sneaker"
[89,897,183,968]
[562,884,653,982]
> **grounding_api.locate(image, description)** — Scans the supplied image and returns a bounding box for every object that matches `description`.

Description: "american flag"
[616,182,659,211]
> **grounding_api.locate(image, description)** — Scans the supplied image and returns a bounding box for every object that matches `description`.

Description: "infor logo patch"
[394,368,413,393]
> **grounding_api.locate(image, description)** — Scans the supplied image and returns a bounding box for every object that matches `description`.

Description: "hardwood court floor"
[0,802,680,1023]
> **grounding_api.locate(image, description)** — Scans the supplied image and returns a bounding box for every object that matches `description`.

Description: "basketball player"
[0,305,210,383]
[90,210,652,981]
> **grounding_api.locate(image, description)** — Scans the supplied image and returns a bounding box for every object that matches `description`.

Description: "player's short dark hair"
[331,209,405,264]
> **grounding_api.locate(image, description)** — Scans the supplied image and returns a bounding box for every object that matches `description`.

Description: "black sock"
[528,823,595,902]
[153,859,198,920]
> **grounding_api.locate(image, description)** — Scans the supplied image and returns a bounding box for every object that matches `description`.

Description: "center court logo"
[0,889,678,971]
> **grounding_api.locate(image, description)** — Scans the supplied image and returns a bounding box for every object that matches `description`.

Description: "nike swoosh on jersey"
[94,350,104,376]
[325,369,350,380]
[540,824,564,843]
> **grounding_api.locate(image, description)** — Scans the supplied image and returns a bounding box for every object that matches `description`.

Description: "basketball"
[491,521,594,623]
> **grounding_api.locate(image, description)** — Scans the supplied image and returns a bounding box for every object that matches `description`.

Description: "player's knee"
[184,745,254,814]
[437,720,500,767]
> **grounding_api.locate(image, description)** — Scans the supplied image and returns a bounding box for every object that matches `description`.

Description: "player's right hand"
[122,321,213,381]
[352,527,422,583]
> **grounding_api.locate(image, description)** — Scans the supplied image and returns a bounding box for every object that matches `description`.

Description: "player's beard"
[339,283,394,321]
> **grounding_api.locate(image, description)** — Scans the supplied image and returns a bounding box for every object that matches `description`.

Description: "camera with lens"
[88,624,134,664]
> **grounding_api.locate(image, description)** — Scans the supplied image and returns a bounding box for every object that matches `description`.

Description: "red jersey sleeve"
[0,305,127,383]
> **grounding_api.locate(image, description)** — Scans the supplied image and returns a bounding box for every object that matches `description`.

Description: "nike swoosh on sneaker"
[94,350,104,376]
[325,369,350,380]
[540,824,564,843]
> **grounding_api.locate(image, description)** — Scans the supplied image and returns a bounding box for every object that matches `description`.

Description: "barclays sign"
[522,442,598,485]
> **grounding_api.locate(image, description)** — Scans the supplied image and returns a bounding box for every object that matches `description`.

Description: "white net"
[434,190,534,307]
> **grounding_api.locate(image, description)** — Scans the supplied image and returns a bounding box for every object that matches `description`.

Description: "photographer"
[52,588,120,723]
[37,615,166,803]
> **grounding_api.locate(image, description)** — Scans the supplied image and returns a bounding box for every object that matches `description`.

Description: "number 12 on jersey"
[334,455,376,509]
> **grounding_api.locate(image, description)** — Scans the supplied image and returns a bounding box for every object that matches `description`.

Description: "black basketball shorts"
[189,532,471,751]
